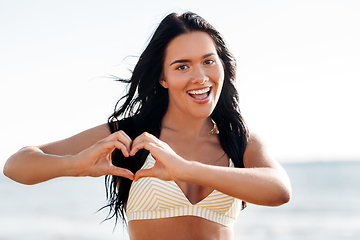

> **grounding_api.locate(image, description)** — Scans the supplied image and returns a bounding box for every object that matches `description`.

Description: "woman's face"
[161,31,225,119]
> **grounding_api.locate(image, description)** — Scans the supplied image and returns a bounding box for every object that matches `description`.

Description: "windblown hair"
[104,12,249,226]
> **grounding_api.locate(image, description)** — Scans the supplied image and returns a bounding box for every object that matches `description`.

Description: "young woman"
[3,12,291,240]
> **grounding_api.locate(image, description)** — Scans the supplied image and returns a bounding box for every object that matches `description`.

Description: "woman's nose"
[191,65,209,84]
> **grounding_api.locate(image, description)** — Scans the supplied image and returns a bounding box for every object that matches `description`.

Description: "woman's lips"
[187,87,211,100]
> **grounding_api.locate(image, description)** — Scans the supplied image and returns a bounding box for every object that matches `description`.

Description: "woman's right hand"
[3,124,134,185]
[73,130,134,180]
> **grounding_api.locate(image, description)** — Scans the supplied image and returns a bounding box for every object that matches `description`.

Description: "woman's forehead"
[164,31,217,62]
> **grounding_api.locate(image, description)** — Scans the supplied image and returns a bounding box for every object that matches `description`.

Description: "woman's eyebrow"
[169,53,216,66]
[202,53,215,59]
[170,59,190,66]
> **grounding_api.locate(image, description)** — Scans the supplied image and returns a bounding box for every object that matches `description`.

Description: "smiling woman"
[160,31,225,119]
[3,12,291,240]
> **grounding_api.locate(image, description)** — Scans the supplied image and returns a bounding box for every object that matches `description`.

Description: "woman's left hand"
[130,132,187,182]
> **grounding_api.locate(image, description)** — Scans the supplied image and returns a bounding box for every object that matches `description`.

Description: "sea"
[0,161,359,240]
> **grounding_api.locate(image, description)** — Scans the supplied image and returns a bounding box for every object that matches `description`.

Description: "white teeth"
[187,87,210,95]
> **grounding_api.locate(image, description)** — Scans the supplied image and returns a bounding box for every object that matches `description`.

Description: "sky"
[1,0,359,167]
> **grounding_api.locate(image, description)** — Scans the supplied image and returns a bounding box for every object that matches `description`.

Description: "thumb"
[134,168,156,181]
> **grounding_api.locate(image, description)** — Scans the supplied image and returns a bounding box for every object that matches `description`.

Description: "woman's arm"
[3,124,134,185]
[132,132,291,207]
[183,134,291,206]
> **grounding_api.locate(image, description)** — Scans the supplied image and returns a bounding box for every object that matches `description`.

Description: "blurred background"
[1,0,359,239]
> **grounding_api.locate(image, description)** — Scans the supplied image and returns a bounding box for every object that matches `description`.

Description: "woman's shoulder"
[243,132,278,168]
[247,132,264,146]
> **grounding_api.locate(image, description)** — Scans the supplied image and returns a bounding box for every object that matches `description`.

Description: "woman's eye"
[204,59,215,65]
[176,65,189,71]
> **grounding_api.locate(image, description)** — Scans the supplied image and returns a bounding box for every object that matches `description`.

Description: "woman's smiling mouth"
[187,87,211,100]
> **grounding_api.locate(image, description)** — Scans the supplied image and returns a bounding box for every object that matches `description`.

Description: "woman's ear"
[159,75,168,88]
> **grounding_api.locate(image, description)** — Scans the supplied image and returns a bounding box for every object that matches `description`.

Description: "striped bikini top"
[126,154,242,227]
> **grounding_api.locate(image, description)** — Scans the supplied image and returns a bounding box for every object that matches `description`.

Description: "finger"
[111,140,131,157]
[117,130,132,150]
[130,132,158,156]
[131,132,157,145]
[134,168,155,181]
[93,139,130,157]
[130,140,157,156]
[110,130,132,152]
[118,130,132,142]
[104,130,132,151]
[108,166,134,180]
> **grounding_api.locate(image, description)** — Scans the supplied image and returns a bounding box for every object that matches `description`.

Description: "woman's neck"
[161,111,214,139]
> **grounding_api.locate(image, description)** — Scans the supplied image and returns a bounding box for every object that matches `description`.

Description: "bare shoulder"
[243,133,282,169]
[39,123,111,156]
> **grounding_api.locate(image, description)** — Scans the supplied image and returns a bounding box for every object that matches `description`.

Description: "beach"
[1,161,359,239]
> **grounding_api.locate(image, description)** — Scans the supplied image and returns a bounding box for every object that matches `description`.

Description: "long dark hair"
[104,12,249,226]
